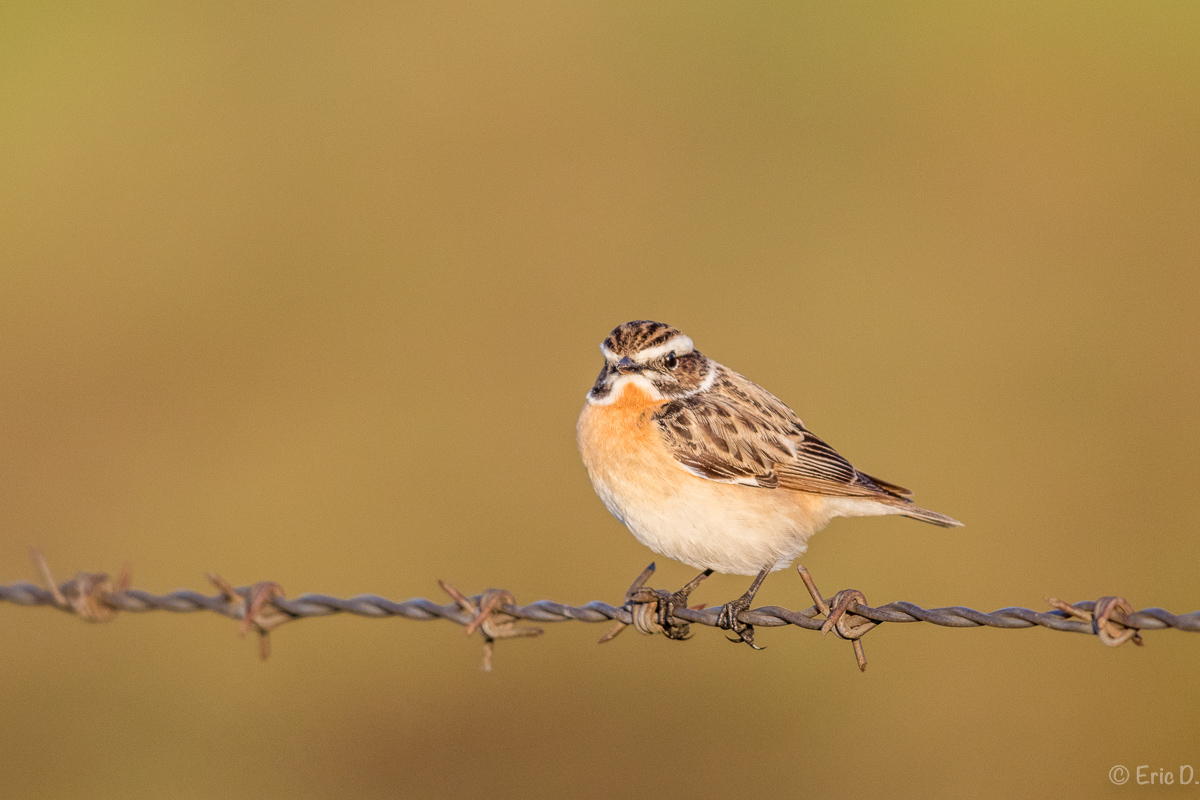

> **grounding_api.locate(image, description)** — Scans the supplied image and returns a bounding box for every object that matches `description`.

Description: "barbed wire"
[2,552,1197,671]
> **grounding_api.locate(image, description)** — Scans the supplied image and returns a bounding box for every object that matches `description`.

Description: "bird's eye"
[664,352,678,370]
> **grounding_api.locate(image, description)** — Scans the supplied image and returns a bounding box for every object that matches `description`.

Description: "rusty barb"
[206,573,291,661]
[31,548,131,623]
[798,566,876,672]
[30,549,298,661]
[1047,595,1144,648]
[438,581,543,671]
[5,550,1198,672]
[597,562,701,643]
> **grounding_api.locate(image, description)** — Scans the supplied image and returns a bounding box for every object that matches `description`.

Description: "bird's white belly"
[590,468,825,575]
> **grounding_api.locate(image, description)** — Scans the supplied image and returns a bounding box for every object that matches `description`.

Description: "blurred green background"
[2,3,1198,798]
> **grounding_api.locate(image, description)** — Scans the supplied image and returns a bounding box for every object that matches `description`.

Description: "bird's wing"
[653,369,905,499]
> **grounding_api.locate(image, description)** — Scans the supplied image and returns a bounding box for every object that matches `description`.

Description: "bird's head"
[587,320,714,404]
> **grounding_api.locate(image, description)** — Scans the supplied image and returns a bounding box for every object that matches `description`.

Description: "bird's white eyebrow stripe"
[600,343,620,361]
[632,335,694,363]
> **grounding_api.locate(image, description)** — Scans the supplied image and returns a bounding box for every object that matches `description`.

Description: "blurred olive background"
[2,3,1198,798]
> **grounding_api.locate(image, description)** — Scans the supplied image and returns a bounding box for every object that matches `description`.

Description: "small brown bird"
[576,320,961,647]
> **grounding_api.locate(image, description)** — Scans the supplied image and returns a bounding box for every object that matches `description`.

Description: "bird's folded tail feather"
[897,504,963,528]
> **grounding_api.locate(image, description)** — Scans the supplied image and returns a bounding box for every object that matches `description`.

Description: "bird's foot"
[716,566,771,650]
[599,564,712,643]
[717,593,762,649]
[629,567,713,640]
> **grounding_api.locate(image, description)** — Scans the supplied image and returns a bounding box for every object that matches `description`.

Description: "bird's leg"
[627,567,713,640]
[661,567,713,634]
[717,566,772,649]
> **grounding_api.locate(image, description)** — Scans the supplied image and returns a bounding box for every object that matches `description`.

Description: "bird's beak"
[615,357,639,375]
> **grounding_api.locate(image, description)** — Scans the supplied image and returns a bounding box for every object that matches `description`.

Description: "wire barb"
[597,562,659,643]
[597,563,711,644]
[4,552,1198,670]
[30,549,131,623]
[207,573,291,660]
[439,581,543,671]
[1047,595,1144,648]
[799,565,874,671]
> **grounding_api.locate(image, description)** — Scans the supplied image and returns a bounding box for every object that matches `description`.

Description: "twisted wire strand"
[3,580,1198,634]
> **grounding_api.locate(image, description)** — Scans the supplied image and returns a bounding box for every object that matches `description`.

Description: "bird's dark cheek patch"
[590,366,613,398]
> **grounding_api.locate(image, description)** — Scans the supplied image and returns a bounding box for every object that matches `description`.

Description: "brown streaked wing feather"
[861,473,913,497]
[654,394,790,488]
[654,367,906,500]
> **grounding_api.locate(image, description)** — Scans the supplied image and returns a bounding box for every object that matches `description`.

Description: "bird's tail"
[898,504,963,528]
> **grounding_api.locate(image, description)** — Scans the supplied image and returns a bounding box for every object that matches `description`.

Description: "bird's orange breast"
[576,382,677,498]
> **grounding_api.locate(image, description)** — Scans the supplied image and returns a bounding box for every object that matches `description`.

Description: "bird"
[576,320,961,647]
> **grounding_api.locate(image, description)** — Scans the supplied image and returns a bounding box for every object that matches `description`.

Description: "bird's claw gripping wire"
[439,581,543,671]
[598,563,711,643]
[715,566,771,650]
[716,595,761,649]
